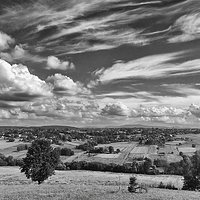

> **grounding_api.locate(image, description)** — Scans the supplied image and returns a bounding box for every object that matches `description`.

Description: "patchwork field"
[1,166,199,200]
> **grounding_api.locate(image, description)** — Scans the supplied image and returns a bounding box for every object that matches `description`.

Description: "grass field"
[97,142,134,151]
[0,166,199,200]
[95,153,120,158]
[0,139,30,158]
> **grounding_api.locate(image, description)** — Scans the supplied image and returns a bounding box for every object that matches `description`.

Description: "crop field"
[147,145,158,154]
[97,142,133,151]
[158,145,179,155]
[178,147,196,154]
[1,166,200,200]
[71,142,138,165]
[165,141,186,145]
[95,153,120,159]
[130,146,149,154]
[128,145,158,159]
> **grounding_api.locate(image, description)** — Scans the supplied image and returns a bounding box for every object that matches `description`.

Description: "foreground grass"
[0,167,199,200]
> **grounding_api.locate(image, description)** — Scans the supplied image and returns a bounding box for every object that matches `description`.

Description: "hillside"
[0,167,199,200]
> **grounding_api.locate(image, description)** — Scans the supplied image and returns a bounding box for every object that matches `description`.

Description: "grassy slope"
[0,167,199,200]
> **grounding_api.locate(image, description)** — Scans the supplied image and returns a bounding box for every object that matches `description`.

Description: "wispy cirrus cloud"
[0,0,190,56]
[91,51,194,85]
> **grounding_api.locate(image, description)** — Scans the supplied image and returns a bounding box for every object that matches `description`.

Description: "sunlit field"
[0,167,199,200]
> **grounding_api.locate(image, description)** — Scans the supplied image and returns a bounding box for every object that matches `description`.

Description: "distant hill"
[0,125,78,129]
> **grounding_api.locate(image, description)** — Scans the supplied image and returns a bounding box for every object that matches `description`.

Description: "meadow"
[0,166,199,200]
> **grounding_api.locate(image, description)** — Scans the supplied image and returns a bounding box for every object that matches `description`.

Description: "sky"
[0,0,200,127]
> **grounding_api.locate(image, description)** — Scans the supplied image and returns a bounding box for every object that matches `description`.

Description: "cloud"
[0,59,51,101]
[0,44,46,63]
[135,105,188,118]
[92,52,183,84]
[91,51,200,85]
[20,96,99,122]
[188,104,200,118]
[101,102,130,117]
[169,13,200,43]
[46,73,90,95]
[0,31,15,50]
[47,56,75,70]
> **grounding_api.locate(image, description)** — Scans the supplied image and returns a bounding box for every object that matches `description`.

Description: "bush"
[0,158,8,166]
[17,144,29,152]
[158,182,177,190]
[128,176,137,193]
[60,148,74,156]
[56,162,66,170]
[8,138,15,142]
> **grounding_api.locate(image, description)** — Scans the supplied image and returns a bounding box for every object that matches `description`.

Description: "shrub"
[0,158,7,166]
[128,176,137,193]
[56,162,66,170]
[60,148,74,156]
[17,144,29,152]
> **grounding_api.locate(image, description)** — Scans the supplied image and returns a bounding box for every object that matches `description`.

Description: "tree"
[108,146,114,154]
[20,139,60,184]
[183,151,200,190]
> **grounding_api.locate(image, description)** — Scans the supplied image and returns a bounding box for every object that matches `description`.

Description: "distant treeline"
[63,158,159,175]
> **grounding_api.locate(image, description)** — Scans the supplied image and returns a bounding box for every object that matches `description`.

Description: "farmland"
[0,167,199,200]
[1,126,200,175]
[0,166,199,200]
[0,139,30,159]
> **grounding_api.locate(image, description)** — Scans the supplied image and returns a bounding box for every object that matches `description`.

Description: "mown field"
[0,139,30,159]
[0,166,199,200]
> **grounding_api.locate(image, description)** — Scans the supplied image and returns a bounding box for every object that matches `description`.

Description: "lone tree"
[183,151,200,190]
[20,139,60,184]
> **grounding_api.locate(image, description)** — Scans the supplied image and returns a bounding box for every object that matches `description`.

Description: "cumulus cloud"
[101,102,130,117]
[47,56,75,70]
[0,44,46,63]
[0,59,51,101]
[20,96,99,122]
[100,101,191,125]
[188,104,200,118]
[46,73,90,95]
[0,32,15,50]
[169,13,200,43]
[135,105,188,118]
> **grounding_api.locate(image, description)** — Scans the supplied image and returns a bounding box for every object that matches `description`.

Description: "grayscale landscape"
[0,0,200,199]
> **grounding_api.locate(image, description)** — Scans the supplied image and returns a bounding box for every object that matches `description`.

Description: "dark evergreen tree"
[128,176,138,192]
[20,139,60,184]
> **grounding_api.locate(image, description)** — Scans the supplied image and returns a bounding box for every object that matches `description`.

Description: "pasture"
[97,142,133,151]
[95,153,120,159]
[0,166,199,200]
[0,139,22,149]
[0,139,29,158]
